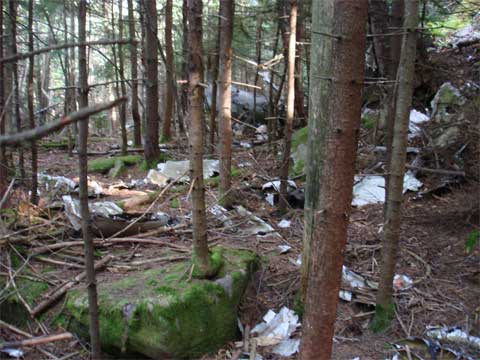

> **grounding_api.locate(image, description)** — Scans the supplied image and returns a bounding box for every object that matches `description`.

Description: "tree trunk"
[299,1,368,358]
[373,0,419,331]
[0,0,6,200]
[118,0,128,154]
[294,14,306,127]
[162,0,174,141]
[64,3,74,157]
[8,1,25,181]
[142,0,160,166]
[268,24,280,147]
[278,0,297,213]
[77,1,101,357]
[384,0,405,204]
[128,0,142,147]
[180,0,189,119]
[208,16,220,154]
[27,0,38,205]
[187,0,213,277]
[218,0,235,209]
[253,16,263,120]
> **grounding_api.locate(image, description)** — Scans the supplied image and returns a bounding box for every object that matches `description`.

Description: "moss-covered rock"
[88,155,142,174]
[291,127,308,176]
[64,247,258,359]
[108,159,127,178]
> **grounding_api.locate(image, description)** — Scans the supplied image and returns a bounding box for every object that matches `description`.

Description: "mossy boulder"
[108,159,127,178]
[64,247,258,359]
[291,127,308,176]
[430,82,466,121]
[88,155,142,174]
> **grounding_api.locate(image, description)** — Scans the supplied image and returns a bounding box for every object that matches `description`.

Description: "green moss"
[41,140,69,150]
[88,155,141,173]
[370,303,395,333]
[170,198,180,209]
[64,246,258,358]
[109,159,127,178]
[205,167,244,188]
[292,159,305,177]
[362,114,376,129]
[139,153,171,171]
[291,127,308,153]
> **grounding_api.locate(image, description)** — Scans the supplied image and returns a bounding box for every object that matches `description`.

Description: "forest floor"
[1,131,478,360]
[1,43,479,360]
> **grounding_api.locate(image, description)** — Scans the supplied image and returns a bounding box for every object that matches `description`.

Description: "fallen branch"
[0,98,127,146]
[31,255,113,317]
[30,237,187,256]
[406,164,465,177]
[0,332,73,349]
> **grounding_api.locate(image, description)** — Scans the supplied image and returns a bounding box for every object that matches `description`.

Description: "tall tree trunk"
[278,0,297,213]
[187,0,214,277]
[294,14,306,127]
[218,0,235,209]
[28,0,38,205]
[8,0,24,181]
[253,16,263,120]
[78,1,101,357]
[118,0,128,154]
[128,0,142,146]
[267,24,280,147]
[162,0,174,141]
[142,0,160,166]
[384,0,405,204]
[373,0,419,331]
[0,0,6,200]
[300,1,368,358]
[180,0,189,118]
[64,2,74,157]
[208,16,220,154]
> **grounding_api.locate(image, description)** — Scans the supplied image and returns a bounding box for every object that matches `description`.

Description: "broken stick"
[31,255,113,317]
[0,332,73,349]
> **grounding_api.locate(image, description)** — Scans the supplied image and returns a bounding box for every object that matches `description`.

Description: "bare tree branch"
[0,97,127,146]
[0,39,137,64]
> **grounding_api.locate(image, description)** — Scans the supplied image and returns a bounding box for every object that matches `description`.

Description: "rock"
[430,82,466,121]
[108,159,126,178]
[290,127,308,175]
[65,247,258,359]
[152,159,219,184]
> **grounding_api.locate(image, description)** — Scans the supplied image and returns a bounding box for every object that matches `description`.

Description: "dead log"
[0,332,73,349]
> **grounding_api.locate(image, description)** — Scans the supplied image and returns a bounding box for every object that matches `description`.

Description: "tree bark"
[299,1,368,358]
[28,0,38,205]
[77,1,101,358]
[294,12,306,127]
[162,0,174,141]
[373,0,419,331]
[8,0,25,181]
[253,16,263,120]
[218,0,235,209]
[187,0,213,277]
[180,0,189,119]
[142,0,160,166]
[208,15,220,154]
[278,0,297,213]
[384,0,405,204]
[128,0,142,147]
[0,0,6,200]
[118,0,128,154]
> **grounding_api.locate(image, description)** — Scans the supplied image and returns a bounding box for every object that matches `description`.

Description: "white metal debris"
[278,245,292,254]
[342,265,367,288]
[150,159,219,183]
[409,109,430,139]
[62,195,124,230]
[352,172,423,207]
[251,307,300,355]
[265,193,275,206]
[38,173,76,192]
[426,327,480,351]
[278,219,291,228]
[339,290,353,302]
[235,206,275,236]
[1,348,24,358]
[393,274,413,291]
[262,180,297,192]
